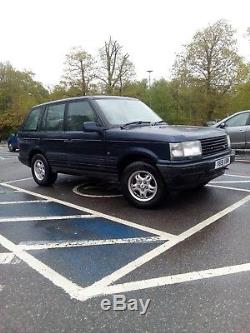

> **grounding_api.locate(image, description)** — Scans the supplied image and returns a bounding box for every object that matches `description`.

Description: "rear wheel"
[31,154,57,186]
[8,143,15,152]
[121,161,165,208]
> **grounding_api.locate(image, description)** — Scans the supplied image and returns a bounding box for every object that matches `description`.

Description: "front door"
[64,100,106,172]
[224,112,250,149]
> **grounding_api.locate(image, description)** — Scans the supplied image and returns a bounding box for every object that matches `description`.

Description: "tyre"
[8,143,15,152]
[121,161,165,208]
[31,154,57,186]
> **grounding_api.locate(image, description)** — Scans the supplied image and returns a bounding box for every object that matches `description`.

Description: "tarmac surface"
[0,145,250,333]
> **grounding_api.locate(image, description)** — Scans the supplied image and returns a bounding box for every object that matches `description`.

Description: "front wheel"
[31,154,57,186]
[121,162,165,208]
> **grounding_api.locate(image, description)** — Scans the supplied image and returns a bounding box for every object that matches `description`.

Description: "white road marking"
[0,285,3,292]
[5,177,33,184]
[0,232,86,300]
[207,184,250,193]
[0,253,21,264]
[235,159,250,163]
[0,200,50,205]
[19,236,165,251]
[76,195,250,301]
[0,182,176,240]
[0,179,249,301]
[211,180,250,184]
[0,215,96,223]
[91,262,250,297]
[0,156,5,160]
[225,173,250,178]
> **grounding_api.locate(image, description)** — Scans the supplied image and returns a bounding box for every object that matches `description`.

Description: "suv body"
[18,96,234,208]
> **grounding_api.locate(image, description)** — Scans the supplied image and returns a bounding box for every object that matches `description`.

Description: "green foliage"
[0,62,49,138]
[1,25,250,138]
[173,20,248,120]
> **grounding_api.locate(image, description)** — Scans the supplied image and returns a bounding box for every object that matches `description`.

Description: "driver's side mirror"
[219,122,226,129]
[83,121,103,133]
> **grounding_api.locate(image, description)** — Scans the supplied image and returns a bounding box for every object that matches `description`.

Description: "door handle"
[239,129,245,132]
[64,139,72,143]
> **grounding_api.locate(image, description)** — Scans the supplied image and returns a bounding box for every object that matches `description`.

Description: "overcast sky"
[1,0,249,88]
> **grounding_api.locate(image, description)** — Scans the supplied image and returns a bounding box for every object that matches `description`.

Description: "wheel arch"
[117,149,158,178]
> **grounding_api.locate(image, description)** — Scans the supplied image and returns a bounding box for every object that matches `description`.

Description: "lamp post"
[146,70,153,108]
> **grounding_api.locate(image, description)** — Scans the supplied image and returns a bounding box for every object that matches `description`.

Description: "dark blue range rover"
[18,96,234,208]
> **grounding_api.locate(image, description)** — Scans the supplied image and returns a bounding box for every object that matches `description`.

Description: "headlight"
[170,141,202,160]
[227,135,231,149]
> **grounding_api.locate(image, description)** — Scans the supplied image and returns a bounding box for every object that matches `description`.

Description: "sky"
[1,0,249,88]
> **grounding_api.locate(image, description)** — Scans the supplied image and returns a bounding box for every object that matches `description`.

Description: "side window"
[23,108,42,131]
[44,103,65,131]
[225,113,249,127]
[66,101,96,131]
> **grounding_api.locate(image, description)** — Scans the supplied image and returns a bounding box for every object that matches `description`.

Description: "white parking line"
[0,182,176,240]
[0,253,21,264]
[94,262,250,297]
[19,236,165,251]
[207,184,250,193]
[225,173,250,178]
[0,180,249,302]
[5,177,33,184]
[0,232,86,300]
[211,180,250,184]
[0,215,96,223]
[76,194,250,301]
[0,200,50,205]
[0,285,3,292]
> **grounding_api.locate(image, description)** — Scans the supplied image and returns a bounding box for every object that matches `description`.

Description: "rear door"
[18,107,44,162]
[224,112,250,149]
[65,99,106,172]
[39,102,67,169]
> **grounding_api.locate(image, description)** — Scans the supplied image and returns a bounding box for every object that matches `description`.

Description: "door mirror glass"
[83,121,101,133]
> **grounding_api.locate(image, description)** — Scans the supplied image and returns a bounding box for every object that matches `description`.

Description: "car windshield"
[95,98,162,126]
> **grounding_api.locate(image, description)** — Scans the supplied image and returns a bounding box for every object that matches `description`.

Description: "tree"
[0,62,48,138]
[247,27,250,40]
[173,20,247,120]
[98,37,135,94]
[63,47,96,96]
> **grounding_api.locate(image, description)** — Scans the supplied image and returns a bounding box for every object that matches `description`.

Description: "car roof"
[32,95,138,109]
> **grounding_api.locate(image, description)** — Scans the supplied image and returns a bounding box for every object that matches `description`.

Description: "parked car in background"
[18,96,234,208]
[213,111,250,149]
[7,133,19,152]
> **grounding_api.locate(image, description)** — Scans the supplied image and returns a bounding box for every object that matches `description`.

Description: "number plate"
[215,156,230,169]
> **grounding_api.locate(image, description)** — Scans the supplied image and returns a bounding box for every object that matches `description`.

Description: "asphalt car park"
[0,144,250,332]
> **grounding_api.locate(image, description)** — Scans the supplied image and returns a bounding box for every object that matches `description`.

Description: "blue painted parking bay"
[0,184,163,288]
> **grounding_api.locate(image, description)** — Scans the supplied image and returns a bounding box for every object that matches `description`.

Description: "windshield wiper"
[151,120,168,126]
[121,121,151,129]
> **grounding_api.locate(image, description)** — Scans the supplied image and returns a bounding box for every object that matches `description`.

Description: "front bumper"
[157,150,235,190]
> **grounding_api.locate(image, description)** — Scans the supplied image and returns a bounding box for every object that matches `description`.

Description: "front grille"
[200,135,228,157]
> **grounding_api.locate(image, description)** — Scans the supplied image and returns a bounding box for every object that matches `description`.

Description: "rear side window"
[43,103,65,131]
[66,101,96,131]
[23,108,42,131]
